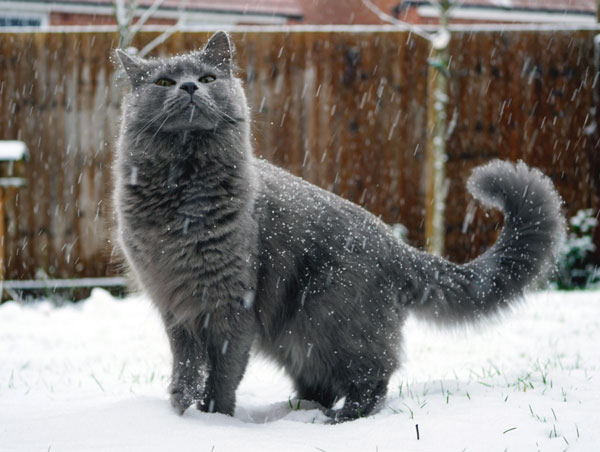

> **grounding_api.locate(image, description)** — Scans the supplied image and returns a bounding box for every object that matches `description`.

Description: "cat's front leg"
[163,314,207,415]
[196,305,255,416]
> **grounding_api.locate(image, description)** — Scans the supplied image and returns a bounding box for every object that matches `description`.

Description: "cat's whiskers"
[143,112,174,153]
[132,109,172,140]
[132,110,166,141]
[132,100,180,143]
[204,103,242,125]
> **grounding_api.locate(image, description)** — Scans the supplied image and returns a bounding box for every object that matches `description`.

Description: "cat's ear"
[115,49,146,86]
[202,31,233,72]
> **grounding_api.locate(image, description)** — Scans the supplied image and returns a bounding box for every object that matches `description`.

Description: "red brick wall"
[50,12,175,26]
[293,2,516,26]
[295,0,399,24]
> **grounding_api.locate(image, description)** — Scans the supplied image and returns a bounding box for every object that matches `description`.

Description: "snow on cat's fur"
[114,31,565,422]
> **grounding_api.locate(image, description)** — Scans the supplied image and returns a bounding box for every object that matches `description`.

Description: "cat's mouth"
[186,98,209,115]
[163,96,238,132]
[185,100,211,124]
[156,97,221,132]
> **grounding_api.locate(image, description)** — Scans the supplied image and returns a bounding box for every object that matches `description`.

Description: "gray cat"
[114,32,565,422]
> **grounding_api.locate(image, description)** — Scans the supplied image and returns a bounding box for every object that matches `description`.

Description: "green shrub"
[554,209,600,290]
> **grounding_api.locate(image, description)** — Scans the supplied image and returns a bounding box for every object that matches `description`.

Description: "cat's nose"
[180,82,198,94]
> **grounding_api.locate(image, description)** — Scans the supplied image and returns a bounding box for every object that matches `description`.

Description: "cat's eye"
[199,75,216,84]
[156,78,175,87]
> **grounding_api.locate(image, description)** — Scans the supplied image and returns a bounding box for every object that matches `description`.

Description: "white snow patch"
[1,288,599,451]
[0,140,28,161]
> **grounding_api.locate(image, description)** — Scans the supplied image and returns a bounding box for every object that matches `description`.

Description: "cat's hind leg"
[326,377,389,422]
[294,376,340,409]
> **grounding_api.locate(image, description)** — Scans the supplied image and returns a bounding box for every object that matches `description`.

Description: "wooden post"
[424,1,451,256]
[0,187,5,282]
[0,179,28,289]
[425,51,449,256]
[594,10,600,264]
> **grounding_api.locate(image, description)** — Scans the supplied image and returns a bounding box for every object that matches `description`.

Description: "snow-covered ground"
[1,289,598,452]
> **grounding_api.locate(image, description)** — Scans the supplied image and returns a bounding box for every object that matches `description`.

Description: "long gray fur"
[114,32,565,422]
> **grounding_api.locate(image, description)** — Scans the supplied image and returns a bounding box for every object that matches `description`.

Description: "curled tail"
[406,160,565,325]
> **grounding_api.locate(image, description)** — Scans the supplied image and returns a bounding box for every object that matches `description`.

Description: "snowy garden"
[1,289,599,451]
[1,0,600,451]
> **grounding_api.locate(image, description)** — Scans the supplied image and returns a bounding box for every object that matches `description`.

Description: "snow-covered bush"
[554,209,600,290]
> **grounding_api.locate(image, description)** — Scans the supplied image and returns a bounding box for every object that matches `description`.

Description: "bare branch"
[431,0,464,17]
[121,0,139,45]
[131,0,167,36]
[113,0,133,48]
[361,0,433,42]
[111,0,181,55]
[125,0,139,26]
[112,0,126,27]
[137,16,184,58]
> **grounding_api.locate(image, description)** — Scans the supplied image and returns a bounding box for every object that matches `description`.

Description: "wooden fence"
[0,28,598,280]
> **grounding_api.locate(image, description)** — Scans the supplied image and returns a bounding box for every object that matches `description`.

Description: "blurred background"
[0,0,598,299]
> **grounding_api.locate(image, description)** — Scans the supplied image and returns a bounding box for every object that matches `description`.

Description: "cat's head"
[116,32,247,134]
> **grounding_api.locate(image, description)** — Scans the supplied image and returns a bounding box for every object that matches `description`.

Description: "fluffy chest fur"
[115,136,259,323]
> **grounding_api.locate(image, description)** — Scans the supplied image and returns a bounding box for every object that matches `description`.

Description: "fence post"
[424,1,452,256]
[0,187,4,281]
[593,27,600,265]
[425,49,449,256]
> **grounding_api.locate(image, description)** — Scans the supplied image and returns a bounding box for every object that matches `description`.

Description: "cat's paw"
[196,395,235,416]
[324,405,365,423]
[196,398,215,413]
[169,387,196,415]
